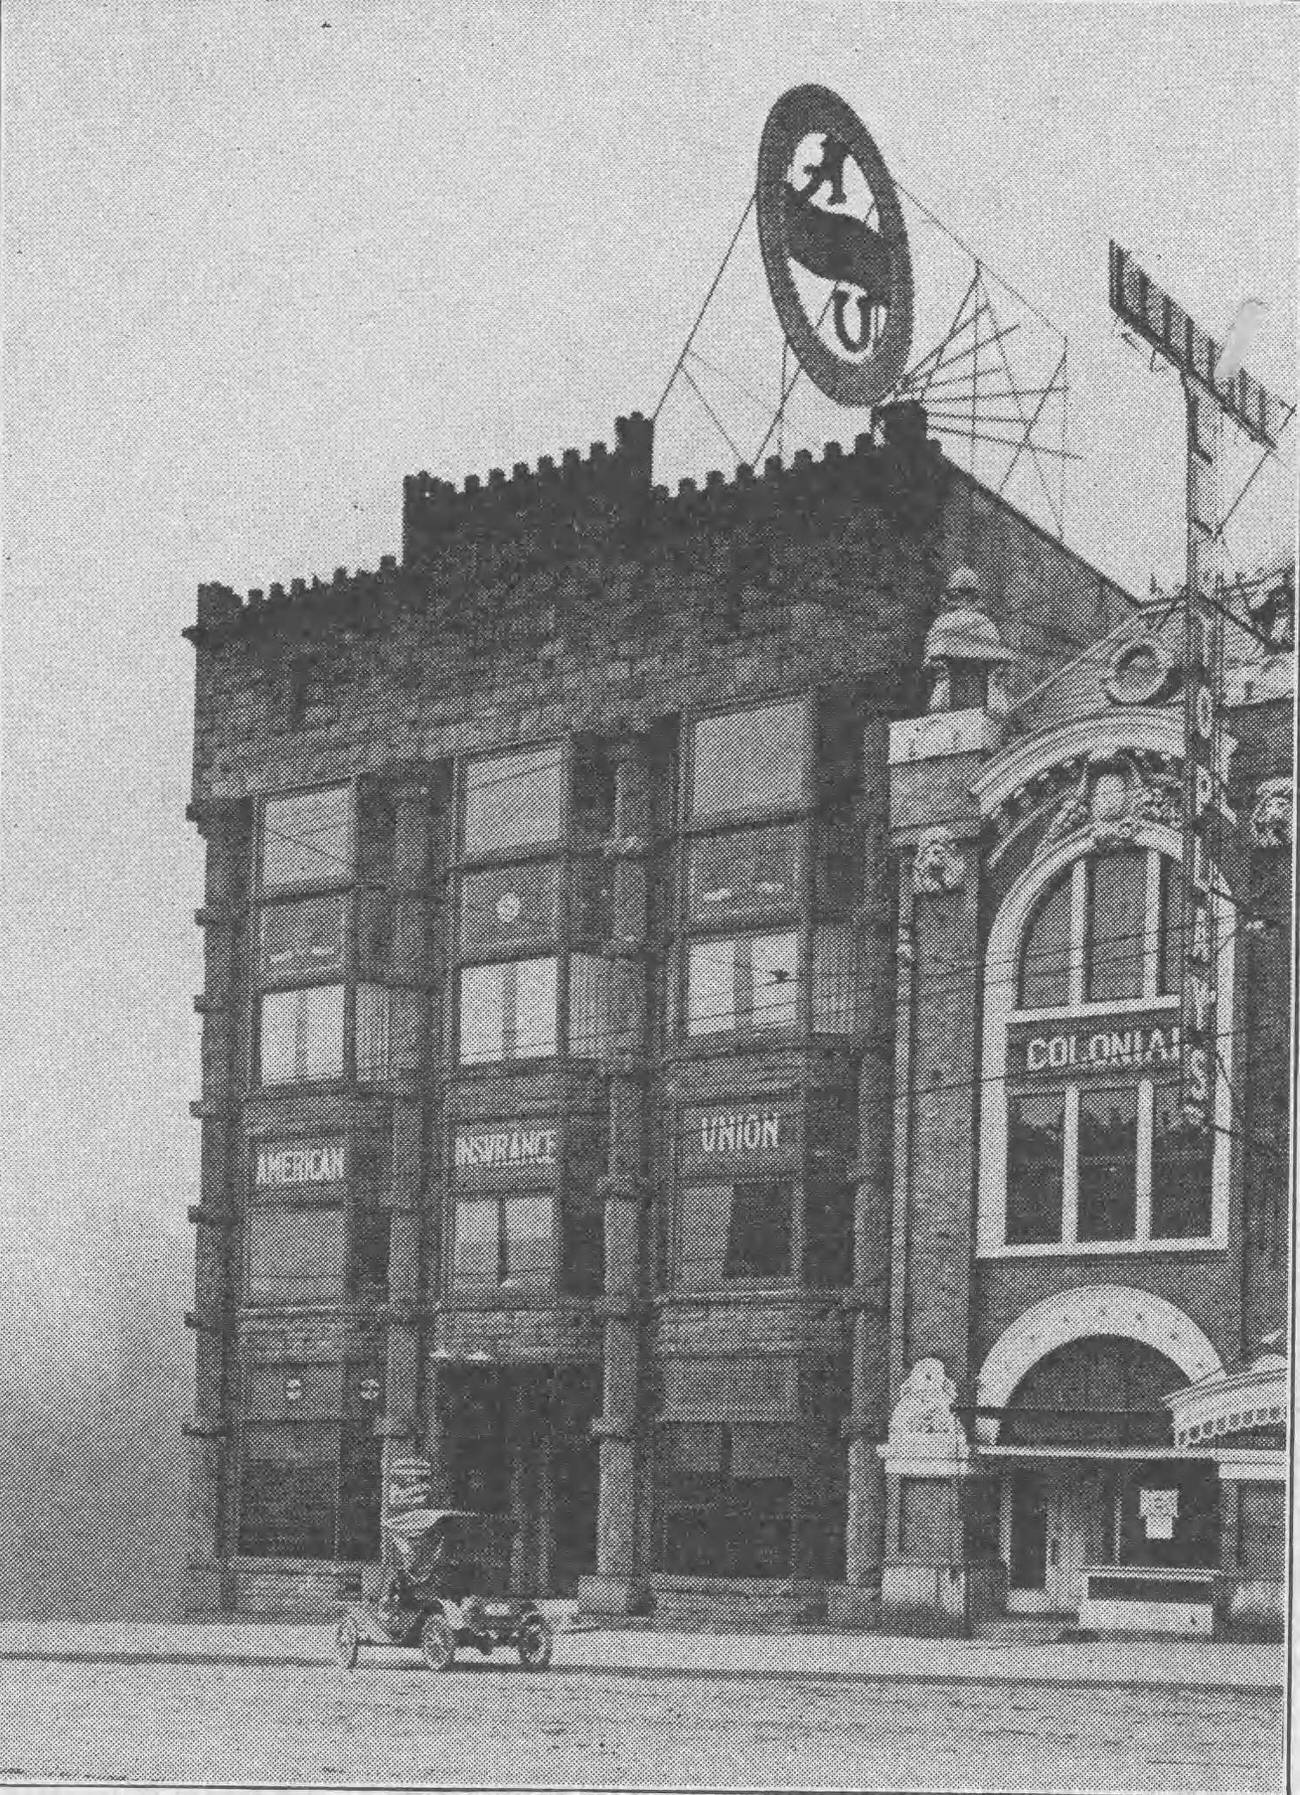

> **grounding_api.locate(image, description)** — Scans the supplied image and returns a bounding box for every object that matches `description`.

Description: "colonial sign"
[453,1123,558,1177]
[756,85,914,407]
[253,1137,346,1190]
[680,1103,800,1177]
[1008,1021,1181,1081]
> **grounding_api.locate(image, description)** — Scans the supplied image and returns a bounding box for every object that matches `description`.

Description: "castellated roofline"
[186,400,941,644]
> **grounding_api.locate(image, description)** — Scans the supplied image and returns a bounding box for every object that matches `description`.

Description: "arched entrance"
[996,1336,1220,1614]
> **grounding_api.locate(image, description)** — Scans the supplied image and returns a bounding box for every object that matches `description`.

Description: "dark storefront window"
[237,1363,383,1561]
[658,1421,795,1578]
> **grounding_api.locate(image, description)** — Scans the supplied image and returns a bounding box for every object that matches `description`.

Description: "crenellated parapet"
[185,403,947,652]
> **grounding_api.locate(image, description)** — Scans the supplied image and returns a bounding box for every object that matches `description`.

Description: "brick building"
[184,403,1290,1631]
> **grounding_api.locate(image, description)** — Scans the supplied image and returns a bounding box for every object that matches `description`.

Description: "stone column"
[184,795,248,1614]
[581,736,652,1617]
[376,765,438,1522]
[838,720,892,1626]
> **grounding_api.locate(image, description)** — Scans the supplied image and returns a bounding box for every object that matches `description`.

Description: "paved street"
[0,1642,1284,1791]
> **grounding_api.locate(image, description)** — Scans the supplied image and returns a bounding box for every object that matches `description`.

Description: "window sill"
[978,1237,1225,1261]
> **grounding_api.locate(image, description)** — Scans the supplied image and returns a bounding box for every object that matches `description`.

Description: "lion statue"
[1250,777,1292,850]
[888,1357,963,1440]
[912,826,967,896]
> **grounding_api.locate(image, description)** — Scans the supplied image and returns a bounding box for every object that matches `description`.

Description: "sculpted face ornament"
[757,86,914,406]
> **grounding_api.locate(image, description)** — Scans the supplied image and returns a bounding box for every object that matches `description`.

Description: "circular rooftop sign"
[757,85,914,407]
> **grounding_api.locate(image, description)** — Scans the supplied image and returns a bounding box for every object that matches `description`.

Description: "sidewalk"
[0,1619,1282,1692]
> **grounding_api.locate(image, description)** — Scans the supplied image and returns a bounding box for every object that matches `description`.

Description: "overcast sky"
[2,2,1295,1356]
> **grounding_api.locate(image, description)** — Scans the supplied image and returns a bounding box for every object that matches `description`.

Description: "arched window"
[997,844,1214,1252]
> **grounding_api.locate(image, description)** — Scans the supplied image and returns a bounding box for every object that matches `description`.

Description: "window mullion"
[1068,860,1087,1006]
[1143,848,1161,1001]
[1136,1078,1154,1242]
[1062,1084,1080,1246]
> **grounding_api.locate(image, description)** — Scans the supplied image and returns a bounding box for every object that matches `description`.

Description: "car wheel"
[516,1611,553,1671]
[420,1613,456,1672]
[333,1616,360,1670]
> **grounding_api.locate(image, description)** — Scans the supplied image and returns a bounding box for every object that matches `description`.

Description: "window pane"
[355,984,390,1081]
[804,1181,853,1285]
[686,939,736,1036]
[677,1183,790,1284]
[238,1422,338,1558]
[568,952,607,1058]
[691,703,805,819]
[678,1185,733,1285]
[338,1423,383,1561]
[261,787,350,891]
[1151,1083,1213,1238]
[458,964,506,1065]
[750,932,799,1029]
[459,862,561,955]
[463,744,565,855]
[1006,1091,1065,1244]
[1077,1086,1138,1240]
[1020,876,1071,1010]
[687,826,801,925]
[504,1197,556,1285]
[1088,852,1147,1004]
[351,1209,391,1295]
[726,1181,791,1279]
[258,895,346,982]
[513,957,559,1058]
[258,985,345,1085]
[563,1199,604,1294]
[246,1207,347,1303]
[453,1200,499,1285]
[1159,856,1185,997]
[813,924,856,1033]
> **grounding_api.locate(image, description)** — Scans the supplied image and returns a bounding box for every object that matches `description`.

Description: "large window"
[671,1101,854,1289]
[678,700,858,1044]
[454,743,612,1067]
[996,846,1214,1251]
[244,1134,390,1308]
[452,1195,556,1288]
[678,1181,792,1284]
[253,786,408,1088]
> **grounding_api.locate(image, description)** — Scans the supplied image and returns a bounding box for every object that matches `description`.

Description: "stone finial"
[1250,776,1292,849]
[912,825,967,895]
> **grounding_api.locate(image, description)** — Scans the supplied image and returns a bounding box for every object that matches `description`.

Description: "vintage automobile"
[333,1508,554,1672]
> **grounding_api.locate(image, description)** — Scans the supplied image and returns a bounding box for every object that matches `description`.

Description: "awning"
[1163,1353,1288,1448]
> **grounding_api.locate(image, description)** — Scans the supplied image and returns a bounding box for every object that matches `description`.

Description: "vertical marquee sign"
[1108,245,1288,1127]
